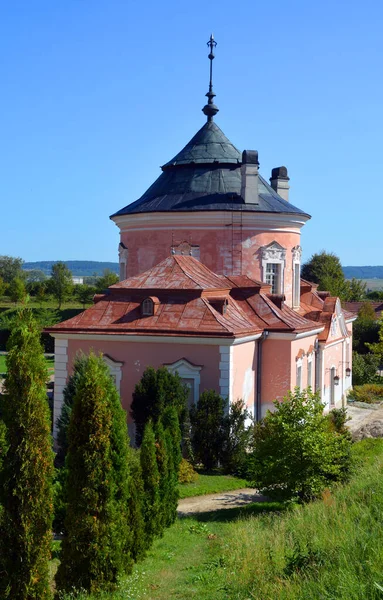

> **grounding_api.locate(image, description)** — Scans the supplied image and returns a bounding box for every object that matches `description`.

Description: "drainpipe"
[314,339,320,395]
[256,331,268,421]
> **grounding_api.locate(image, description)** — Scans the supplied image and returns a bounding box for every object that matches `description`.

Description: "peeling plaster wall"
[119,222,301,307]
[66,339,220,420]
[231,342,257,417]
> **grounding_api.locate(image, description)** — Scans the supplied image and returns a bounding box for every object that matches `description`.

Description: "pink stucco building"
[48,38,355,437]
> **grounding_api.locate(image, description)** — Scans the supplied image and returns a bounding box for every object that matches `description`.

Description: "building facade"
[48,38,354,438]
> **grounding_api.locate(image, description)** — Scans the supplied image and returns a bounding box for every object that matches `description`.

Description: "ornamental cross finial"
[202,34,219,122]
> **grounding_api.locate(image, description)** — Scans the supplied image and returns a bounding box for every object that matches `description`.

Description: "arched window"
[142,297,154,316]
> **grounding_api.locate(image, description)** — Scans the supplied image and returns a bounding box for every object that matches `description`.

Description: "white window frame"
[165,358,202,405]
[292,245,302,308]
[261,242,286,295]
[307,352,313,389]
[296,356,303,390]
[103,355,123,394]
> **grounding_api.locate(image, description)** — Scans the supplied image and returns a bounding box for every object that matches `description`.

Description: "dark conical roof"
[110,121,310,219]
[162,121,241,167]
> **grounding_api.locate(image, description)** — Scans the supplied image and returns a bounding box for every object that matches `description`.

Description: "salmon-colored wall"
[120,226,301,307]
[232,342,257,416]
[66,339,220,420]
[261,339,291,413]
[322,339,351,409]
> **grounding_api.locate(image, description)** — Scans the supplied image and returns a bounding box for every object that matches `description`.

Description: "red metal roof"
[47,256,343,340]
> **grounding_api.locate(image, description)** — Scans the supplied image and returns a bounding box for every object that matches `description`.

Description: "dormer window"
[142,297,154,316]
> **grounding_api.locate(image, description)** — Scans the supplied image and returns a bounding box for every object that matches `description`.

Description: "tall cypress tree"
[155,419,170,534]
[0,309,54,600]
[140,420,161,547]
[56,352,131,594]
[163,407,182,526]
[126,447,146,562]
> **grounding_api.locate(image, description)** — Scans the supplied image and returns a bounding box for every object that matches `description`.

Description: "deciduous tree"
[95,269,119,292]
[49,261,73,308]
[248,388,352,502]
[0,255,24,284]
[8,276,26,304]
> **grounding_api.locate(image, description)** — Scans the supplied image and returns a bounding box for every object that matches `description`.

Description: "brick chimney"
[270,166,290,202]
[241,150,259,204]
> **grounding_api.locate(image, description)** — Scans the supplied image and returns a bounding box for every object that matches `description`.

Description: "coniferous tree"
[155,420,170,534]
[190,390,226,470]
[140,420,161,547]
[56,352,131,594]
[126,447,146,562]
[0,310,54,600]
[163,406,182,526]
[131,366,188,446]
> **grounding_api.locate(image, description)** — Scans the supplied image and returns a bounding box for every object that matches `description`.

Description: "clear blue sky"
[1,0,382,266]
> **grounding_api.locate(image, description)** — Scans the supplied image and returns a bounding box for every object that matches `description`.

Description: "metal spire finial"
[202,34,219,122]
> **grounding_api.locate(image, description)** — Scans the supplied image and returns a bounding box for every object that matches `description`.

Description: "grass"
[56,439,383,600]
[178,472,250,499]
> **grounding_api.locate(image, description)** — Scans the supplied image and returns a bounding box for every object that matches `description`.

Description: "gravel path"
[177,488,266,516]
[347,404,383,434]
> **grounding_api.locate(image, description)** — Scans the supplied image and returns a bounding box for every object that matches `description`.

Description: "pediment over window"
[164,358,202,406]
[261,241,286,262]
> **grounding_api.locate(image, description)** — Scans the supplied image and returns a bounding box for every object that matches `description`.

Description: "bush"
[0,309,54,599]
[221,399,252,475]
[131,366,188,446]
[56,353,132,595]
[349,383,383,404]
[190,390,226,470]
[352,351,380,385]
[248,388,353,502]
[179,458,199,484]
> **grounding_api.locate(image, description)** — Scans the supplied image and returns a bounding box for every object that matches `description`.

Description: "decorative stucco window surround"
[118,243,128,281]
[296,351,304,390]
[103,355,123,393]
[261,242,286,294]
[165,358,202,405]
[171,241,200,260]
[307,349,314,388]
[292,245,302,308]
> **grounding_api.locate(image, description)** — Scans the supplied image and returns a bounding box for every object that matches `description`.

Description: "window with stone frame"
[261,241,286,295]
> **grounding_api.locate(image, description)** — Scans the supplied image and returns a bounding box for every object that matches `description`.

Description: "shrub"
[155,420,170,535]
[248,388,353,502]
[0,309,54,599]
[327,407,351,435]
[349,383,383,404]
[131,366,188,446]
[179,458,199,484]
[56,352,132,595]
[221,399,252,475]
[190,390,226,470]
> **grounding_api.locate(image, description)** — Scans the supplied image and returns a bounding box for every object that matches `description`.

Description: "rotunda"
[110,35,310,309]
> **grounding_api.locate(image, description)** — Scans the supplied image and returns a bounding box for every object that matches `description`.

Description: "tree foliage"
[301,251,344,287]
[0,255,24,284]
[56,352,132,595]
[221,399,253,476]
[48,261,73,308]
[352,352,381,386]
[140,420,161,548]
[190,390,226,470]
[8,276,26,304]
[248,388,352,502]
[95,269,119,292]
[0,310,54,599]
[162,406,182,526]
[131,366,188,446]
[75,283,96,308]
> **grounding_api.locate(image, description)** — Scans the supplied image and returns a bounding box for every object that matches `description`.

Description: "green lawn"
[56,439,383,600]
[178,472,250,499]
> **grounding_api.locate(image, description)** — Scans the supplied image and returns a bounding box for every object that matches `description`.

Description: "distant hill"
[343,266,383,279]
[23,261,119,277]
